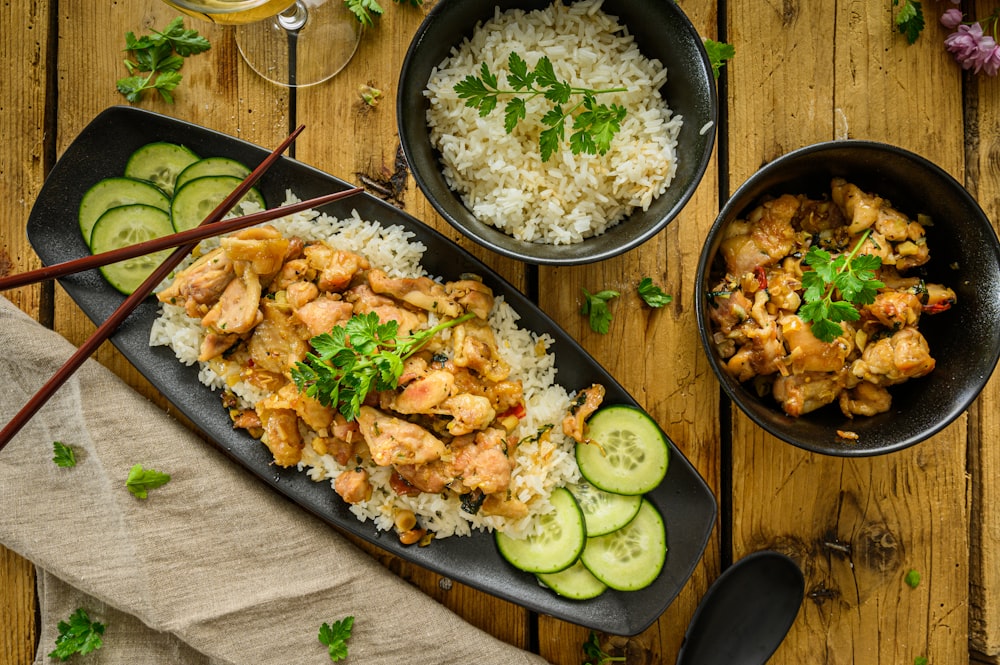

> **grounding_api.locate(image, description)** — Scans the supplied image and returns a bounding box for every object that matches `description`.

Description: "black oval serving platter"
[26,106,716,635]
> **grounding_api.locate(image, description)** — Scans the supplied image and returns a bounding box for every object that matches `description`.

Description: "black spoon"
[675,550,805,665]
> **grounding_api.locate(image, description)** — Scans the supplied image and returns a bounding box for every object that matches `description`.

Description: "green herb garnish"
[125,464,171,499]
[914,657,928,665]
[319,616,355,661]
[703,38,735,79]
[799,230,884,343]
[580,287,620,335]
[893,0,925,44]
[582,630,625,664]
[454,53,629,162]
[292,311,475,421]
[344,0,422,27]
[52,441,77,468]
[638,277,672,308]
[117,17,210,103]
[49,608,105,661]
[905,569,922,589]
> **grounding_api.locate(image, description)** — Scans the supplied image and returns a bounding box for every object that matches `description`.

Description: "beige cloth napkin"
[0,297,549,665]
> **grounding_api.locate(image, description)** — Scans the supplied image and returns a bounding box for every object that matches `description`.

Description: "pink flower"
[945,23,986,68]
[941,8,964,29]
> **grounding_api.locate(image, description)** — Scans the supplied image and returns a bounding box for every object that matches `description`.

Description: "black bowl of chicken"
[695,140,1000,456]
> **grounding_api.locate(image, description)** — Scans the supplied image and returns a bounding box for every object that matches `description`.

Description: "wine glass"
[162,0,363,87]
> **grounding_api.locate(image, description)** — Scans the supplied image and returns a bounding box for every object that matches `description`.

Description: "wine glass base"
[235,0,362,88]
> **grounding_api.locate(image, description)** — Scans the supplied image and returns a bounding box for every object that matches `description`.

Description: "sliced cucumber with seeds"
[536,558,607,600]
[576,405,669,495]
[89,204,174,295]
[495,487,585,574]
[124,142,200,197]
[580,499,666,591]
[170,175,266,233]
[567,481,642,537]
[78,177,170,249]
[175,156,252,191]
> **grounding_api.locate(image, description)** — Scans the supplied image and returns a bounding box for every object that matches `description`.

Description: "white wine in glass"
[162,0,363,87]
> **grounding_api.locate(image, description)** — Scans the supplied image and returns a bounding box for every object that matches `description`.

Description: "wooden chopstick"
[0,187,363,291]
[0,126,305,451]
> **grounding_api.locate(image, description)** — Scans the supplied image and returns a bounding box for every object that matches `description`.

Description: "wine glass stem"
[278,1,307,32]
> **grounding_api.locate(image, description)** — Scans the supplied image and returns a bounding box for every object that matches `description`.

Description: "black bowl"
[397,0,717,265]
[695,140,1000,456]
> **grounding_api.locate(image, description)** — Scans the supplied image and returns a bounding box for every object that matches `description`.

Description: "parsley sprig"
[126,463,171,499]
[49,608,105,661]
[292,311,475,421]
[319,616,354,661]
[703,38,735,79]
[799,230,884,342]
[52,441,77,468]
[582,630,625,665]
[117,17,210,103]
[455,53,628,162]
[580,287,620,335]
[345,0,422,27]
[893,0,925,44]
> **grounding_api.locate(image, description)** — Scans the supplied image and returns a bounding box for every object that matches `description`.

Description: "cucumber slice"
[124,142,200,197]
[170,175,266,233]
[89,204,174,295]
[536,559,607,600]
[78,177,170,249]
[580,499,666,592]
[567,481,642,537]
[495,487,585,574]
[175,156,252,191]
[576,405,669,495]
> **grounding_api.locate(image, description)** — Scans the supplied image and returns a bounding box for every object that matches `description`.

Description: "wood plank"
[725,1,968,663]
[536,0,721,661]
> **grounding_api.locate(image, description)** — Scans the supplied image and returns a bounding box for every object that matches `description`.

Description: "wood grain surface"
[2,0,998,663]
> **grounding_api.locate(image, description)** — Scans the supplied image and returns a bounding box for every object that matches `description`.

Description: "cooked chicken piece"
[198,331,240,362]
[220,226,290,280]
[312,434,359,466]
[720,194,800,276]
[285,280,319,309]
[271,258,313,292]
[392,459,452,494]
[780,314,853,374]
[449,428,512,495]
[345,283,427,338]
[850,327,935,386]
[798,198,847,234]
[862,291,922,329]
[452,317,510,382]
[831,178,881,235]
[334,468,372,504]
[270,382,336,432]
[255,400,303,467]
[247,299,310,374]
[772,369,851,417]
[725,291,787,381]
[367,268,464,318]
[356,406,447,466]
[200,264,263,335]
[303,243,370,292]
[390,370,455,414]
[562,383,606,443]
[839,381,892,417]
[445,277,494,319]
[707,288,753,337]
[157,247,234,317]
[293,294,354,337]
[480,493,529,519]
[438,393,496,436]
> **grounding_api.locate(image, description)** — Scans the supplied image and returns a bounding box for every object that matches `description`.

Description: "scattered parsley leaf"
[125,464,171,499]
[905,569,921,589]
[798,230,884,343]
[52,441,77,468]
[318,616,354,662]
[703,38,735,79]
[454,53,629,161]
[345,0,422,26]
[914,657,928,665]
[638,277,672,308]
[49,608,105,661]
[117,17,209,103]
[580,287,620,335]
[582,630,626,664]
[894,0,925,44]
[292,311,475,421]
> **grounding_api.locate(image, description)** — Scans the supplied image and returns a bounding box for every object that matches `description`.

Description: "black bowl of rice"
[695,141,1000,456]
[398,0,717,265]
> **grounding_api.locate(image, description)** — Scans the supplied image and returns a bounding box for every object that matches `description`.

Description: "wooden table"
[2,1,999,663]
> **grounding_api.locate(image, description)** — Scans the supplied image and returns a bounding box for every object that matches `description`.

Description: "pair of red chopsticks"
[0,126,364,451]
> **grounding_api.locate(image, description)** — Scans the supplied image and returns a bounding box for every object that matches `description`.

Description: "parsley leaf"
[117,17,209,103]
[582,630,625,664]
[454,53,629,161]
[894,0,925,44]
[292,311,475,421]
[52,441,77,468]
[703,38,735,79]
[580,287,620,335]
[318,616,354,661]
[798,230,884,343]
[345,0,421,26]
[126,464,171,499]
[638,277,672,308]
[914,657,928,665]
[49,608,105,661]
[905,569,921,589]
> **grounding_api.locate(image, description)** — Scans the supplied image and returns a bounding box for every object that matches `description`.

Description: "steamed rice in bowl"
[424,0,682,244]
[149,193,584,540]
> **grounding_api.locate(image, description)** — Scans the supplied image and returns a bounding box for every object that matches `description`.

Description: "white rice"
[150,192,581,539]
[424,0,682,244]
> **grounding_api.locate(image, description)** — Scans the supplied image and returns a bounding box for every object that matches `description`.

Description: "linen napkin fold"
[0,296,549,665]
